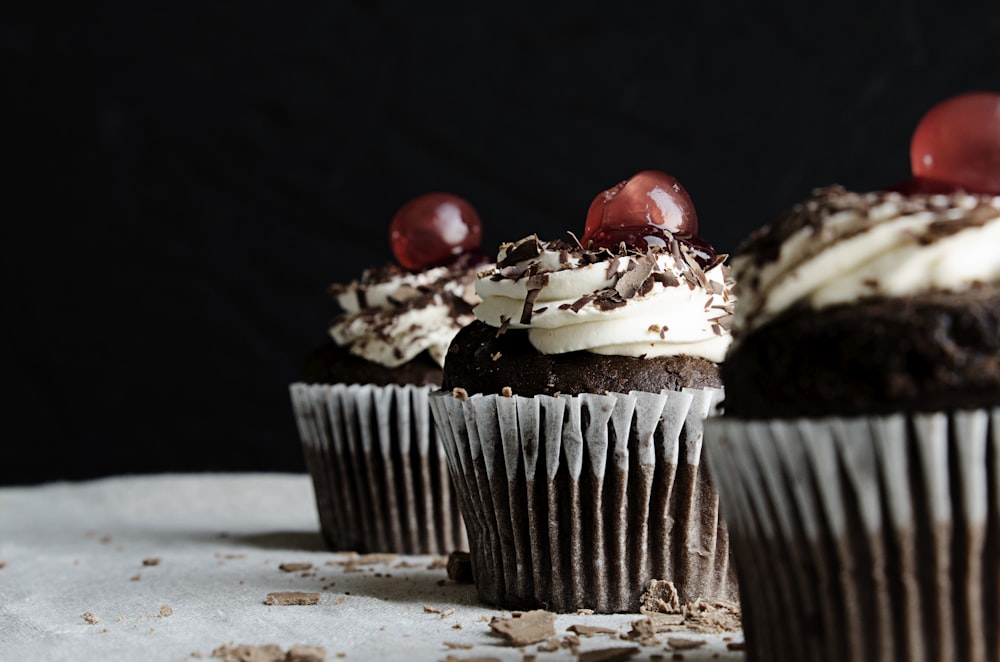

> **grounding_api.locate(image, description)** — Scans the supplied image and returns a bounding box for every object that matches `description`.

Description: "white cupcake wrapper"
[705,410,1000,662]
[430,387,736,613]
[289,382,467,554]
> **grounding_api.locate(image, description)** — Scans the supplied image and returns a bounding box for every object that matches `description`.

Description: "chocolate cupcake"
[290,192,488,554]
[705,93,1000,661]
[430,170,739,613]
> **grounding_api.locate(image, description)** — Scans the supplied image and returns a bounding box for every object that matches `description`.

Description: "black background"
[4,1,999,485]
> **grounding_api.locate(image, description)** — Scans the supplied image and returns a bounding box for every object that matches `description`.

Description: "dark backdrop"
[4,1,999,485]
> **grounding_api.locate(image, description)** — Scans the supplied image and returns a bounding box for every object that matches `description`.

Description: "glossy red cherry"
[581,170,698,251]
[886,176,961,196]
[910,91,1000,195]
[389,193,483,271]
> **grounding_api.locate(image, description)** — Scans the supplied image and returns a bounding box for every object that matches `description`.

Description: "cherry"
[886,176,960,196]
[581,170,699,251]
[389,192,483,271]
[910,91,1000,195]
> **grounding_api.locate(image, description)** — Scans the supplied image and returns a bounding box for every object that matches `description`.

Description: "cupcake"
[430,170,739,613]
[705,92,1000,661]
[289,192,488,554]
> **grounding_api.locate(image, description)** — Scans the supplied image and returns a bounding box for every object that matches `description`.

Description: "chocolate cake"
[431,170,739,613]
[703,100,1000,662]
[722,285,1000,418]
[721,186,1000,418]
[443,320,722,397]
[305,342,444,387]
[289,193,488,555]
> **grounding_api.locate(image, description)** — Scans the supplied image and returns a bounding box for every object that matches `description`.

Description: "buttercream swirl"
[328,256,482,368]
[473,235,734,362]
[731,186,1000,340]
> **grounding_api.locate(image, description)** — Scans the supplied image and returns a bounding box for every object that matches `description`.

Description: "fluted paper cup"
[289,382,467,554]
[429,387,737,613]
[704,410,1000,662]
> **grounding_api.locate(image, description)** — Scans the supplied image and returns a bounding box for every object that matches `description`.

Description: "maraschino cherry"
[901,91,1000,195]
[580,170,715,265]
[389,192,483,271]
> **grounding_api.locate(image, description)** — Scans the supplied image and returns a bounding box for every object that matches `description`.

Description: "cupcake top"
[474,233,734,362]
[442,171,732,398]
[305,192,489,385]
[720,91,1000,418]
[731,185,1000,342]
[329,255,481,368]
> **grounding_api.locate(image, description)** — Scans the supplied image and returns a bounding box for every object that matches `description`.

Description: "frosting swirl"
[329,256,482,368]
[731,186,1000,340]
[473,235,734,362]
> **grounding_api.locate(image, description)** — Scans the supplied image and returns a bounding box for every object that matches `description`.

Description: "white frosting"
[474,238,734,362]
[733,189,1000,338]
[329,264,480,368]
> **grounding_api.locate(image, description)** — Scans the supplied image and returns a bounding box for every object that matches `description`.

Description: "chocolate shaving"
[496,315,510,337]
[498,235,542,268]
[652,271,679,288]
[521,288,542,324]
[520,274,550,324]
[614,258,654,299]
[605,256,622,280]
[568,294,596,312]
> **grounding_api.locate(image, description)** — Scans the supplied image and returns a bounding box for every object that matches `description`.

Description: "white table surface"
[0,473,746,661]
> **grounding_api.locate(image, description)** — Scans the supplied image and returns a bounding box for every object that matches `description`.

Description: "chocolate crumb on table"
[211,643,326,662]
[263,591,320,606]
[577,647,641,662]
[142,557,160,566]
[279,562,313,572]
[567,624,618,637]
[488,610,557,646]
[667,637,706,650]
[81,612,100,625]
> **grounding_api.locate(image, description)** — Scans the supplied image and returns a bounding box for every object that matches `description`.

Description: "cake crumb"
[451,387,469,401]
[264,592,320,606]
[536,638,560,652]
[159,604,173,617]
[726,642,746,650]
[0,561,6,569]
[639,579,680,614]
[142,558,161,566]
[211,643,326,662]
[446,551,473,583]
[567,624,618,637]
[443,642,473,650]
[578,647,641,662]
[667,637,705,650]
[576,608,594,616]
[130,574,141,582]
[82,612,100,625]
[501,386,513,397]
[489,610,556,646]
[491,352,502,361]
[279,562,313,572]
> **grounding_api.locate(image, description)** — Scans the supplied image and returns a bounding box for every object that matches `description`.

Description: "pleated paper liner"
[429,387,738,613]
[705,410,1000,662]
[289,382,467,555]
